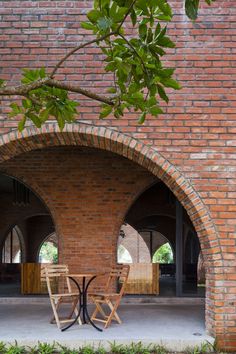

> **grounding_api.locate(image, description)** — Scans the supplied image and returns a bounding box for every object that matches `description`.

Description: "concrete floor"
[0,301,214,351]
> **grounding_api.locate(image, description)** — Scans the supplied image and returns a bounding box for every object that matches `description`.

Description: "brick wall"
[0,145,155,285]
[0,0,236,350]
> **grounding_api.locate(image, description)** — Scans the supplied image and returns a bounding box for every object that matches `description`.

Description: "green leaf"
[81,22,97,30]
[138,111,146,125]
[139,24,147,39]
[113,7,128,22]
[57,113,65,131]
[39,108,50,123]
[155,23,161,38]
[130,9,137,26]
[159,68,175,78]
[157,85,169,103]
[97,17,113,31]
[161,78,181,89]
[18,117,26,132]
[205,0,216,4]
[185,0,200,20]
[9,102,21,116]
[136,0,148,13]
[27,112,42,128]
[87,9,102,23]
[39,67,46,78]
[99,104,113,119]
[149,106,164,115]
[157,36,175,48]
[0,79,5,87]
[156,0,173,17]
[157,14,172,21]
[105,61,116,72]
[107,87,117,93]
[22,99,32,109]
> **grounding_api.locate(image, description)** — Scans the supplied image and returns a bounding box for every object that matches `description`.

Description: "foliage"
[8,68,78,132]
[0,341,225,354]
[0,0,215,130]
[5,342,26,354]
[39,241,58,264]
[184,341,213,354]
[0,341,7,354]
[152,242,173,264]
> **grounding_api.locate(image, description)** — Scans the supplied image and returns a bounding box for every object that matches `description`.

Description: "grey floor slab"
[0,303,214,351]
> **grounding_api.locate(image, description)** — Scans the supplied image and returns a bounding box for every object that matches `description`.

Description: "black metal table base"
[61,275,102,332]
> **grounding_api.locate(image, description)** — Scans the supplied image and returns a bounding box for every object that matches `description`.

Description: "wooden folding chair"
[90,264,130,328]
[41,264,81,330]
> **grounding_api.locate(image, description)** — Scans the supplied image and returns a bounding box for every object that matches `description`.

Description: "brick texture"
[0,0,235,350]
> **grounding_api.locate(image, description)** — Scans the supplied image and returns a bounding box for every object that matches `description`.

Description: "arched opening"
[0,124,220,338]
[152,243,174,264]
[38,232,58,264]
[0,173,55,296]
[117,245,132,264]
[118,182,205,297]
[1,226,23,264]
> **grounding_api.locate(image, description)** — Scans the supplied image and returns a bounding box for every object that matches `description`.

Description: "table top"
[62,272,106,278]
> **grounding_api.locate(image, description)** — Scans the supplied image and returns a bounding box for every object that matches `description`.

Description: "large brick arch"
[0,122,225,339]
[0,122,221,263]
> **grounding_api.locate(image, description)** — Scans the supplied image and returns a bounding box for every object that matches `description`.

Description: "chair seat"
[90,292,119,299]
[51,292,79,298]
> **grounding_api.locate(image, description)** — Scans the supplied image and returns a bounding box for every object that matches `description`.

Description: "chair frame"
[90,264,130,328]
[41,264,81,330]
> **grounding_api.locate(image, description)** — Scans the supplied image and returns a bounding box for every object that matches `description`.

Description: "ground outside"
[0,298,214,352]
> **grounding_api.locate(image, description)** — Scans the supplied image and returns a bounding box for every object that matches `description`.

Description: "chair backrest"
[105,264,130,297]
[41,264,70,296]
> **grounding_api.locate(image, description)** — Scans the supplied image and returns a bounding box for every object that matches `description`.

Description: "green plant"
[109,342,125,354]
[79,345,95,354]
[6,341,26,354]
[96,344,106,354]
[35,342,57,354]
[0,341,7,354]
[57,343,78,354]
[151,344,168,354]
[126,342,152,354]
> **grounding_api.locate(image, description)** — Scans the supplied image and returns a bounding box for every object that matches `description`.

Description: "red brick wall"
[0,0,236,350]
[0,145,155,282]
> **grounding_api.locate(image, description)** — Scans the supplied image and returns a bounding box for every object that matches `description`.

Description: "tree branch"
[50,31,117,78]
[0,78,114,106]
[50,0,136,78]
[47,79,114,106]
[0,78,50,96]
[117,0,137,32]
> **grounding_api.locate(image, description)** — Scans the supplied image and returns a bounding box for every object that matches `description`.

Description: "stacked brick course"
[0,1,235,350]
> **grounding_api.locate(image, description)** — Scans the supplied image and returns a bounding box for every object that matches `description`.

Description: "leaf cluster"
[1,0,215,130]
[185,0,216,20]
[9,68,78,131]
[81,0,181,124]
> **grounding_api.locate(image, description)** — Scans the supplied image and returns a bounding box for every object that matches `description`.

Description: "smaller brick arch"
[1,225,25,263]
[0,123,221,264]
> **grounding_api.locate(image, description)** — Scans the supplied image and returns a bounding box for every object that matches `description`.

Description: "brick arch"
[0,122,221,263]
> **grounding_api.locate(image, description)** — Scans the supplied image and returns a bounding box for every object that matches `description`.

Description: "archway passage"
[0,173,55,296]
[118,182,205,297]
[0,124,222,341]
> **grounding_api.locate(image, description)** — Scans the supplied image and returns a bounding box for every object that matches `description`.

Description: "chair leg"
[91,300,107,321]
[105,300,121,328]
[50,299,62,329]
